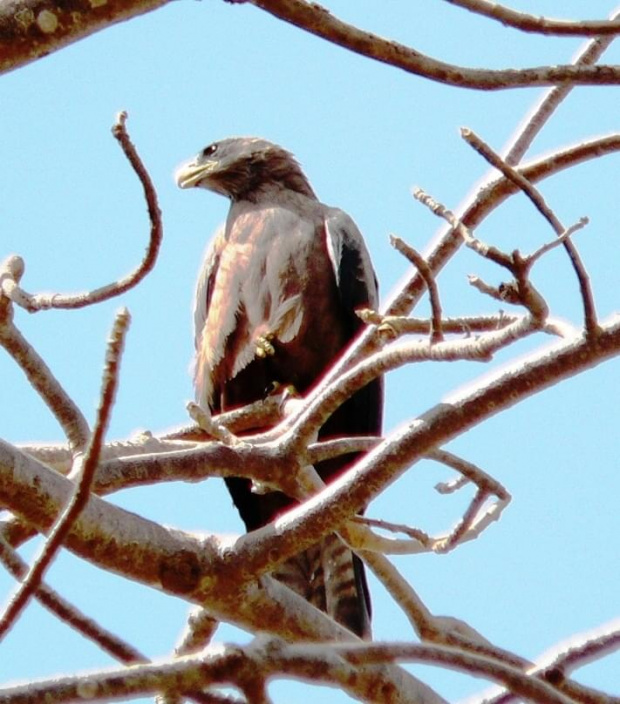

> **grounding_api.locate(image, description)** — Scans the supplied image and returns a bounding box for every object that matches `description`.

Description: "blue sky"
[0,1,619,702]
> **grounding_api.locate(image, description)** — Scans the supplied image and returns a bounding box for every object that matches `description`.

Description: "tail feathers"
[271,535,371,639]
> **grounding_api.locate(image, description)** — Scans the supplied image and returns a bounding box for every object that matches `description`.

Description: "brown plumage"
[176,137,383,637]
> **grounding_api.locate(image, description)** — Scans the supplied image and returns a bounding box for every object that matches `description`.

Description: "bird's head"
[175,137,316,202]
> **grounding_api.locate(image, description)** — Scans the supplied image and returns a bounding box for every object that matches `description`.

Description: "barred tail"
[271,534,371,639]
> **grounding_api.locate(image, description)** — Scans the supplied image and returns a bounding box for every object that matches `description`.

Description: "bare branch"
[0,637,444,704]
[504,9,620,165]
[187,401,241,446]
[389,136,620,319]
[0,0,169,76]
[306,436,380,464]
[477,619,620,704]
[0,257,90,452]
[9,113,162,312]
[278,313,542,458]
[352,516,432,549]
[233,315,620,580]
[241,0,620,90]
[428,449,510,500]
[444,0,620,36]
[0,309,130,639]
[462,128,599,334]
[333,642,571,704]
[358,309,539,339]
[174,607,219,656]
[390,235,444,342]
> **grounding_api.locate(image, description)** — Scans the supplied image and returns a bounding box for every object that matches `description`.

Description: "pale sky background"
[0,1,619,702]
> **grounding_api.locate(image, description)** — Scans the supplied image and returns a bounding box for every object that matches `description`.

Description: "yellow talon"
[255,333,276,358]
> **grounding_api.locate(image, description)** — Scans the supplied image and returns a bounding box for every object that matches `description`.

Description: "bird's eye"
[201,144,217,158]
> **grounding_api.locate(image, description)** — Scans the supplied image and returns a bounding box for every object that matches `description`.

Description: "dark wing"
[325,207,379,314]
[322,207,383,441]
[318,208,383,636]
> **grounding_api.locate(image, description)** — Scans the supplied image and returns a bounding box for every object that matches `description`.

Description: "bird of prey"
[176,137,382,638]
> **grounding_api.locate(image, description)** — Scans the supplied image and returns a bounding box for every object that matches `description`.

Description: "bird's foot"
[255,332,276,358]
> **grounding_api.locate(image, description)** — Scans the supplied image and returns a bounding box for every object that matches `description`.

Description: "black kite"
[176,137,383,638]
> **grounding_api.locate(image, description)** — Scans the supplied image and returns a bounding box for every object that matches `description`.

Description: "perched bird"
[176,137,383,638]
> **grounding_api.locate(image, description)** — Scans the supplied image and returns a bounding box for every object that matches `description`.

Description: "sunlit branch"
[233,315,620,579]
[504,9,620,165]
[0,256,90,452]
[244,0,620,89]
[479,619,620,704]
[390,235,444,342]
[444,0,620,36]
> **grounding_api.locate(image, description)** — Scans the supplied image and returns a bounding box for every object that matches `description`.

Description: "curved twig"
[462,128,599,335]
[245,0,620,90]
[390,236,444,343]
[389,133,620,319]
[10,113,162,312]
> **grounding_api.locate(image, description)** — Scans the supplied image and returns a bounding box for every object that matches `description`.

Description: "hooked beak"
[175,159,218,189]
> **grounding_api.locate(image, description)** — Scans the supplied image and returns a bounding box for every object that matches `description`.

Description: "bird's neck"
[235,154,317,203]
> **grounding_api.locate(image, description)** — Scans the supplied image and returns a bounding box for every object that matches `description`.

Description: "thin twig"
[462,128,599,336]
[413,187,550,321]
[358,310,520,336]
[504,9,620,165]
[436,489,489,552]
[353,516,432,547]
[444,0,620,36]
[174,607,219,657]
[390,235,444,342]
[245,0,620,89]
[187,402,241,445]
[428,449,510,499]
[0,308,130,640]
[8,112,162,312]
[528,217,590,266]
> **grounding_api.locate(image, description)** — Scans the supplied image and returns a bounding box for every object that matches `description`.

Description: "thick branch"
[0,0,169,75]
[0,640,444,704]
[243,0,620,89]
